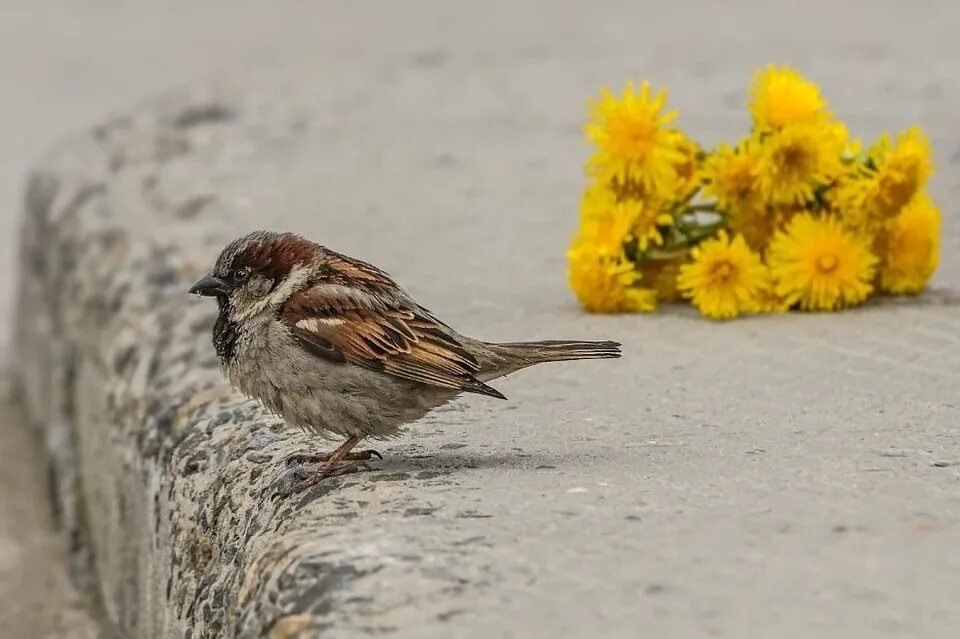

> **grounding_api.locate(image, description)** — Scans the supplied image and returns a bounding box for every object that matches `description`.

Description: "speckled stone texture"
[11,2,960,638]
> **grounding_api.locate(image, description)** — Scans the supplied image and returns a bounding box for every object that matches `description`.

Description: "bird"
[189,230,621,495]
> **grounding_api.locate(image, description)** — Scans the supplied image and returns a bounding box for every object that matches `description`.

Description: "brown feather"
[227,232,317,281]
[281,251,503,399]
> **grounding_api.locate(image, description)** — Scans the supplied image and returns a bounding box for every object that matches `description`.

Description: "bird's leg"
[277,435,377,498]
[285,442,383,466]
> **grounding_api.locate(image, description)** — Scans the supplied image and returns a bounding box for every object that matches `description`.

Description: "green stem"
[670,217,726,248]
[634,202,726,263]
[645,247,691,261]
[683,219,726,243]
[685,201,719,213]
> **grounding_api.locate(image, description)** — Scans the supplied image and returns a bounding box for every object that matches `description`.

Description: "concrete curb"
[14,84,364,638]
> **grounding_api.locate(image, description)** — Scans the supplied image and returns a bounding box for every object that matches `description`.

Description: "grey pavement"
[3,1,960,638]
[0,393,100,639]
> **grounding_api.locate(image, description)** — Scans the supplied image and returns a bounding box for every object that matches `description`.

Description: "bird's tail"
[470,339,622,393]
[494,339,622,364]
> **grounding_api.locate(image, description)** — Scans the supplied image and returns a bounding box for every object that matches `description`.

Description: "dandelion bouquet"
[567,66,941,319]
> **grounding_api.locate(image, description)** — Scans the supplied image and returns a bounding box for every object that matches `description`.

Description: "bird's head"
[189,230,317,320]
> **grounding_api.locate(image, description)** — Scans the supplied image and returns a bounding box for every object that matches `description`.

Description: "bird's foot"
[272,461,373,501]
[285,449,383,466]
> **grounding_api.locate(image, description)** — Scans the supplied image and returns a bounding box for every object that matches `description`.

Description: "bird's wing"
[280,249,505,399]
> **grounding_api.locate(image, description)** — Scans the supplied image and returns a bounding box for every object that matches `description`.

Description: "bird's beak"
[189,274,230,297]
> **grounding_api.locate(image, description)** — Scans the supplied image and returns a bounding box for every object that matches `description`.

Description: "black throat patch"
[212,297,240,363]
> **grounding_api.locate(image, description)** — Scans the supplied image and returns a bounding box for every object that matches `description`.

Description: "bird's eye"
[233,267,252,283]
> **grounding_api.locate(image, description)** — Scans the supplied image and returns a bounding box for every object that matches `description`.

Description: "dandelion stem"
[685,202,720,213]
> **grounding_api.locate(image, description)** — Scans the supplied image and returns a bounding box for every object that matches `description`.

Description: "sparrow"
[189,231,621,495]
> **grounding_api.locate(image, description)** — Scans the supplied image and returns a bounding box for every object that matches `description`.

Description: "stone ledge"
[13,84,387,638]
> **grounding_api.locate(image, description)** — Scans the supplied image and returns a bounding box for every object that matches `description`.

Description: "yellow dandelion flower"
[749,65,828,129]
[608,175,650,202]
[672,132,702,197]
[767,213,877,310]
[726,203,803,252]
[877,194,941,294]
[831,127,933,229]
[876,128,933,211]
[578,184,635,255]
[631,199,674,251]
[746,267,791,314]
[727,203,775,251]
[843,137,863,159]
[828,170,873,231]
[585,81,686,196]
[579,182,672,253]
[640,256,686,302]
[579,180,617,220]
[567,240,657,313]
[756,121,846,205]
[677,231,766,320]
[702,140,762,211]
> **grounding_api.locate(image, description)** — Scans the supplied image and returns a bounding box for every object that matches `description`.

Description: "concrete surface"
[0,391,101,639]
[0,4,370,635]
[5,1,960,638]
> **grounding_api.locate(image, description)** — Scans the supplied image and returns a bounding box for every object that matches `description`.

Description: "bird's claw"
[270,461,373,501]
[285,449,382,466]
[348,449,383,461]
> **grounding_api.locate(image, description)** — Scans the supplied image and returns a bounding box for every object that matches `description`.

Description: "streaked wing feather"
[281,252,501,398]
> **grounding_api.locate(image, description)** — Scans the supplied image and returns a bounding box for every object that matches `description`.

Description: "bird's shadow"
[375,448,569,473]
[269,444,602,503]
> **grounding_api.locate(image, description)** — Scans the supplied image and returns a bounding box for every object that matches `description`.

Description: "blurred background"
[1,1,957,637]
[0,2,343,362]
